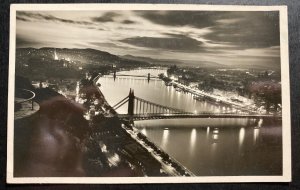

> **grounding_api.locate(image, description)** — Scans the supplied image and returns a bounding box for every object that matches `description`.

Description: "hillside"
[122,54,227,69]
[16,47,151,68]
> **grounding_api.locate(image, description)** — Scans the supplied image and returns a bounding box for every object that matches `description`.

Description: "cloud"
[136,11,233,28]
[15,10,281,68]
[204,12,280,49]
[137,11,280,49]
[120,34,204,52]
[216,18,243,24]
[122,19,136,24]
[16,36,43,47]
[16,16,30,22]
[17,12,92,25]
[91,12,120,22]
[91,13,136,24]
[89,42,124,49]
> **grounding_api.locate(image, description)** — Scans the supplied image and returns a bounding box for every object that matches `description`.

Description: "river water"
[97,69,282,176]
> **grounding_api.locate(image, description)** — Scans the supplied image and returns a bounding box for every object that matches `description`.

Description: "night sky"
[16,10,280,68]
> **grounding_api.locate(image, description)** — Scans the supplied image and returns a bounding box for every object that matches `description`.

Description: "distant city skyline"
[16,10,280,68]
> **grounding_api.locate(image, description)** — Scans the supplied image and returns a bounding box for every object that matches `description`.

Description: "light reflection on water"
[253,128,260,145]
[189,128,197,155]
[141,128,147,136]
[161,129,169,149]
[136,121,282,176]
[239,127,245,147]
[206,126,210,137]
[98,69,282,176]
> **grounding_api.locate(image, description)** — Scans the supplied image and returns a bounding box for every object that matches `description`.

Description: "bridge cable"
[112,96,129,109]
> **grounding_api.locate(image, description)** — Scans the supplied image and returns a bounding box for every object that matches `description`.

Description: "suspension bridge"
[112,89,281,121]
[103,71,159,82]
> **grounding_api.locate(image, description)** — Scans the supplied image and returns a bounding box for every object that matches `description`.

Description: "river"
[97,68,282,176]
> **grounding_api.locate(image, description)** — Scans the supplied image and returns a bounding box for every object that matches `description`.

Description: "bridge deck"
[115,74,158,78]
[118,113,282,121]
[103,75,159,79]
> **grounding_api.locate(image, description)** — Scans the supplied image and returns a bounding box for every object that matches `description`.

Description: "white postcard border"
[7,3,291,184]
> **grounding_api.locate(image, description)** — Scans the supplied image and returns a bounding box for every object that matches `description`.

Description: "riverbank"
[159,74,258,114]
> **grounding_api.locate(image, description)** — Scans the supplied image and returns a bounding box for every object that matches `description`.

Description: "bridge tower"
[113,70,116,81]
[147,73,150,83]
[128,89,135,116]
